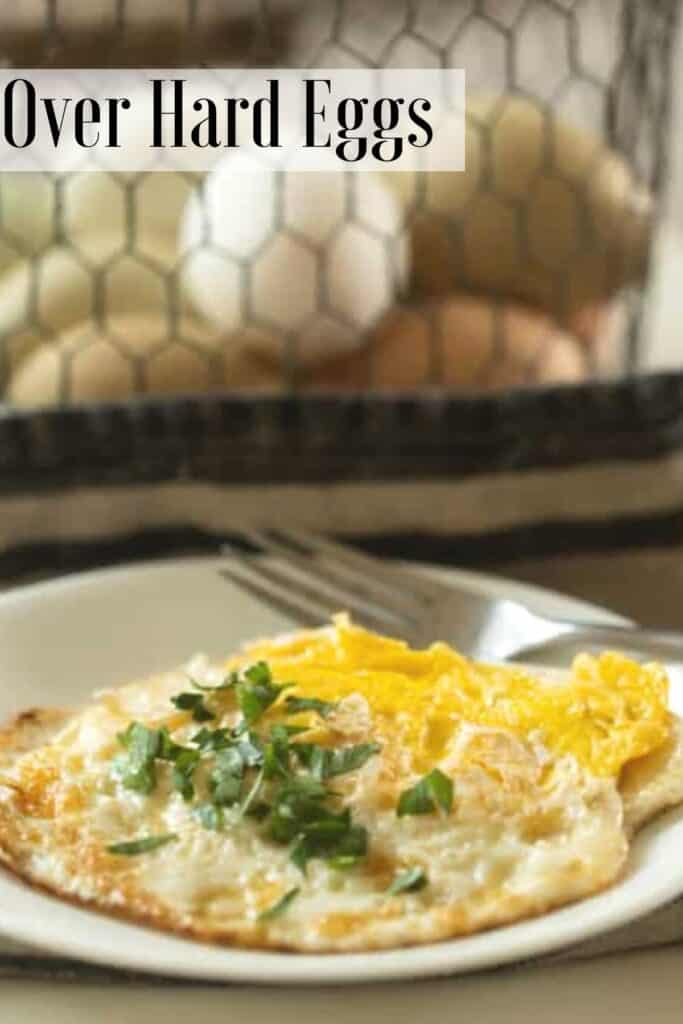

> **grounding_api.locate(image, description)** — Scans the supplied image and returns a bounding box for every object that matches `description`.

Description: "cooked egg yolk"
[233,616,671,777]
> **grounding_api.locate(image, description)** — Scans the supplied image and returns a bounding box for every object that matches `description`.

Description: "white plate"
[0,556,681,985]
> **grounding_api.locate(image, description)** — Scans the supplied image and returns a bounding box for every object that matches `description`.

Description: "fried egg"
[0,615,681,953]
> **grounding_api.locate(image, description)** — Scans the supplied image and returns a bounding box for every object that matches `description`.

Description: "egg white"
[0,650,658,953]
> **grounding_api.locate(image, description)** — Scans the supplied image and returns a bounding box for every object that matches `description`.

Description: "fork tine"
[220,563,323,629]
[272,527,446,604]
[242,528,423,622]
[222,550,410,635]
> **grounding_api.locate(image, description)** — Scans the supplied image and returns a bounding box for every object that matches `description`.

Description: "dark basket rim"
[1,370,682,495]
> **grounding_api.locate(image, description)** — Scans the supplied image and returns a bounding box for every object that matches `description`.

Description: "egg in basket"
[0,89,651,407]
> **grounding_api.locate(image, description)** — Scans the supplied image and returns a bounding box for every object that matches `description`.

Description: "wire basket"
[0,0,678,408]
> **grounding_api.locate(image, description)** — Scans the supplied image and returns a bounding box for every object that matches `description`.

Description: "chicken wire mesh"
[0,0,678,408]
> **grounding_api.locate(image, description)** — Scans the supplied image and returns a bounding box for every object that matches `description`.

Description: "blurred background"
[2,1,683,635]
[0,0,679,407]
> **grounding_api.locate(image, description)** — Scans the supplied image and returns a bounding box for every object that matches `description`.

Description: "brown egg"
[8,315,282,407]
[307,295,588,394]
[569,296,629,372]
[386,96,652,331]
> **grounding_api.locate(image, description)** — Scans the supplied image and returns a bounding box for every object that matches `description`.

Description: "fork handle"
[516,620,683,662]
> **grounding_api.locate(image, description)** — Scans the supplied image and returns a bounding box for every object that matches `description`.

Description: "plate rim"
[1,554,681,986]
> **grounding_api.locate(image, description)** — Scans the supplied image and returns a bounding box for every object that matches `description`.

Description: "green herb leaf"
[244,800,271,822]
[211,774,242,806]
[285,696,338,719]
[171,747,201,801]
[258,887,300,921]
[244,662,273,686]
[191,727,232,752]
[239,766,265,818]
[387,866,428,896]
[117,721,158,755]
[236,734,265,767]
[328,854,365,870]
[107,834,177,856]
[290,821,368,874]
[210,747,245,806]
[263,724,292,780]
[214,747,244,775]
[114,722,161,795]
[295,742,381,780]
[151,727,203,801]
[171,692,215,723]
[323,743,381,778]
[157,726,184,761]
[236,663,291,727]
[298,808,351,840]
[425,768,453,813]
[194,804,225,831]
[291,743,314,769]
[268,776,329,844]
[273,798,368,874]
[397,769,453,817]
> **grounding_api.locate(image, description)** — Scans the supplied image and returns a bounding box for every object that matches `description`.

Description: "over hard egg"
[0,617,680,953]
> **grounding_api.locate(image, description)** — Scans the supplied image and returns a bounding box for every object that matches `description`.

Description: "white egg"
[0,174,56,272]
[0,234,176,374]
[0,87,193,277]
[8,314,282,407]
[386,96,651,321]
[63,171,193,269]
[179,153,409,365]
[58,88,195,268]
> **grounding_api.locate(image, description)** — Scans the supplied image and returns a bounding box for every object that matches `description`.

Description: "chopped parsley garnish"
[281,724,309,737]
[171,747,201,801]
[263,724,292,780]
[239,766,265,818]
[285,696,337,719]
[236,662,292,726]
[319,742,381,780]
[244,800,271,821]
[397,769,453,817]
[242,661,272,686]
[290,819,368,874]
[210,747,245,806]
[158,726,186,761]
[107,834,177,856]
[236,734,265,767]
[107,661,381,877]
[258,887,300,921]
[267,777,369,874]
[213,746,244,775]
[171,692,215,723]
[387,866,428,896]
[328,854,365,870]
[114,723,206,798]
[114,722,161,794]
[268,775,330,843]
[210,773,242,806]
[294,741,381,780]
[192,727,233,752]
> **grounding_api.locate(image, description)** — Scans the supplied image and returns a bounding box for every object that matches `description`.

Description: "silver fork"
[221,528,683,662]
